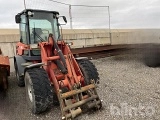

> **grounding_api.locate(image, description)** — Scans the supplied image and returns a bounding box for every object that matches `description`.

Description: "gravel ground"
[1,51,160,120]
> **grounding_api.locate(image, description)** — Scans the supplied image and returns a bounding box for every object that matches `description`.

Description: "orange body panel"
[0,55,10,75]
[0,56,10,66]
[16,42,30,55]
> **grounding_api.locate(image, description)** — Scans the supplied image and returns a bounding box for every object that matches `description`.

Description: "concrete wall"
[0,29,111,47]
[1,29,160,72]
[111,29,160,45]
[60,29,111,48]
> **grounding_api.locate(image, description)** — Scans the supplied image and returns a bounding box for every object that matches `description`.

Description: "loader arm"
[39,36,102,119]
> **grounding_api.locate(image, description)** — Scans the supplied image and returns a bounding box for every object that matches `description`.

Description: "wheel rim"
[27,82,33,102]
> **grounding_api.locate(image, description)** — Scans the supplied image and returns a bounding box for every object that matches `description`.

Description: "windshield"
[28,11,59,44]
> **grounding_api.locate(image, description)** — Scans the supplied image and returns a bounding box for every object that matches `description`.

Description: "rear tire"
[77,59,99,85]
[24,68,53,114]
[14,62,25,87]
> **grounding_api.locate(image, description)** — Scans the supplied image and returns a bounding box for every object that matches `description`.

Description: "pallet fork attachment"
[58,83,102,119]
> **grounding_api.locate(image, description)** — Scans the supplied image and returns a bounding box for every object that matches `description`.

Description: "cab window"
[20,15,28,44]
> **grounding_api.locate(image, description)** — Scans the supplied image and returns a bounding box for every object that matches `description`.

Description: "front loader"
[14,9,102,119]
[0,48,10,91]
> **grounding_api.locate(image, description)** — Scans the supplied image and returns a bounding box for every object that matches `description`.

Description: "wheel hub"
[27,83,33,102]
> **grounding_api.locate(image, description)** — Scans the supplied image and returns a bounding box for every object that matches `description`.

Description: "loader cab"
[15,9,67,60]
[15,9,61,44]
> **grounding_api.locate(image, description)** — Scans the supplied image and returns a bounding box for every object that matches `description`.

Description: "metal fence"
[25,0,110,28]
[24,0,111,43]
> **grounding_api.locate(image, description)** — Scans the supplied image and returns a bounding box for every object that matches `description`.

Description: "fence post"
[69,5,73,29]
[108,6,112,45]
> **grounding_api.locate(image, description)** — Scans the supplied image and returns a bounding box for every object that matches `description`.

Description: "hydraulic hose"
[51,34,67,74]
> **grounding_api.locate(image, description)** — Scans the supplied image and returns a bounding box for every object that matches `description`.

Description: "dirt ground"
[1,51,160,120]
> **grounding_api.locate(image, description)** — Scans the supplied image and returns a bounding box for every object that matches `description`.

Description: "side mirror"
[15,15,21,23]
[63,16,67,23]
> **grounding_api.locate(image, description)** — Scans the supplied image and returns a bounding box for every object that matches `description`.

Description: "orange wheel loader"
[14,9,102,119]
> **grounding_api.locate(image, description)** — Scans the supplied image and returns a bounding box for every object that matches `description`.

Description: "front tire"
[24,68,53,114]
[78,59,99,85]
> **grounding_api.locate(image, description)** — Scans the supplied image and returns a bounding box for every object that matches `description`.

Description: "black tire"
[24,68,53,114]
[144,53,159,67]
[14,62,25,87]
[3,69,8,90]
[0,69,8,91]
[143,45,160,67]
[77,59,99,85]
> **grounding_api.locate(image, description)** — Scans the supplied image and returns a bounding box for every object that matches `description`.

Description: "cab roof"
[18,9,59,15]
